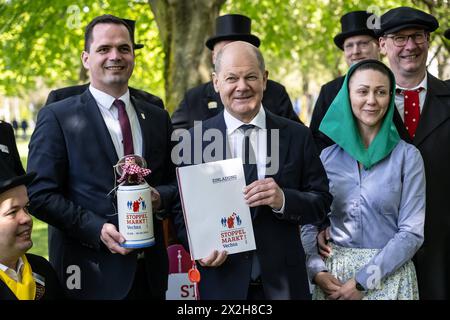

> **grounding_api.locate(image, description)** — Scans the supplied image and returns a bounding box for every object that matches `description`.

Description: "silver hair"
[214,42,265,73]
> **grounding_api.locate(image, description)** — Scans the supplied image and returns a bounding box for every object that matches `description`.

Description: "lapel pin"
[208,101,218,109]
[141,113,146,119]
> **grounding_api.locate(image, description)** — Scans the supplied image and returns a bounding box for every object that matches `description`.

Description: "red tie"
[401,88,422,139]
[114,99,134,156]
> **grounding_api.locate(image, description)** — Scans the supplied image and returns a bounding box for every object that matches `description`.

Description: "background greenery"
[16,137,48,259]
[1,0,448,115]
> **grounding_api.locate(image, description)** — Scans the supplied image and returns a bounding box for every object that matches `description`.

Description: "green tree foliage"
[224,0,449,95]
[0,0,164,99]
[0,0,448,105]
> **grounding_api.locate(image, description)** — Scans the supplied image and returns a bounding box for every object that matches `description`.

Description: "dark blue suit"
[27,90,176,299]
[174,109,332,299]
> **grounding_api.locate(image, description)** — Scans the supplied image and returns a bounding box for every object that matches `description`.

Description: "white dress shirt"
[223,106,285,213]
[89,85,143,159]
[0,257,24,282]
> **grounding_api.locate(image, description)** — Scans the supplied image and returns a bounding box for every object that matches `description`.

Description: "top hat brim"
[0,172,36,195]
[334,29,377,50]
[444,28,450,40]
[205,34,261,50]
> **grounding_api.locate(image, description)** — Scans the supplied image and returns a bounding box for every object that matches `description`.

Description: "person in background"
[0,120,25,176]
[310,10,380,152]
[0,163,64,300]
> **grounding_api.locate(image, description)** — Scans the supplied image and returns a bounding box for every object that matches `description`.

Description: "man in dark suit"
[310,11,380,152]
[0,121,25,176]
[377,6,450,300]
[27,14,175,299]
[45,19,164,109]
[0,165,63,300]
[171,14,300,130]
[174,41,331,300]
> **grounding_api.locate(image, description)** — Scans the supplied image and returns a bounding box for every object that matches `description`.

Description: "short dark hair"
[349,60,395,94]
[84,14,134,52]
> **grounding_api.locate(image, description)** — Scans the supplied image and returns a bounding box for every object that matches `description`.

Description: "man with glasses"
[310,11,380,152]
[378,6,450,300]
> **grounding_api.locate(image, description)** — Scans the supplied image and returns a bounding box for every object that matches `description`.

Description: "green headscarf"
[319,59,400,169]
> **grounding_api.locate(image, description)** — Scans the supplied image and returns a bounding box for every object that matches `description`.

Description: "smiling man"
[378,6,450,300]
[310,10,380,152]
[27,15,176,299]
[174,41,332,300]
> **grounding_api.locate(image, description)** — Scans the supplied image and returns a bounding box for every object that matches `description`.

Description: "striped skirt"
[313,243,419,300]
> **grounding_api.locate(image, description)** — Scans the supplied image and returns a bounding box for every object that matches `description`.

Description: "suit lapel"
[131,96,152,158]
[414,74,450,146]
[265,110,289,182]
[81,90,118,166]
[202,112,231,161]
[256,110,289,219]
[205,82,224,117]
[393,107,412,142]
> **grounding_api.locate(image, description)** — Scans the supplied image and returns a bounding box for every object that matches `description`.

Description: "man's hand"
[317,227,332,258]
[150,186,162,211]
[198,250,228,267]
[100,223,133,255]
[243,178,283,210]
[327,278,364,300]
[313,271,342,296]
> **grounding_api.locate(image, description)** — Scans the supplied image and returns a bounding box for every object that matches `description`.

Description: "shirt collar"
[89,85,131,110]
[396,73,428,93]
[224,105,266,134]
[0,256,24,275]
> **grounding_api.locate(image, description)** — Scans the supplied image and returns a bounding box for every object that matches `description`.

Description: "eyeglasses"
[343,40,374,51]
[385,32,428,47]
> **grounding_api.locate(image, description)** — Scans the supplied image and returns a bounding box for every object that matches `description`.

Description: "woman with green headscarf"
[301,60,425,300]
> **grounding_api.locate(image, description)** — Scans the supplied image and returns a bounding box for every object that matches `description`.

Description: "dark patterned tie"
[240,124,258,186]
[114,99,134,156]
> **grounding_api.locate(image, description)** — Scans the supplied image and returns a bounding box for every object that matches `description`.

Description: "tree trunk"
[149,0,226,113]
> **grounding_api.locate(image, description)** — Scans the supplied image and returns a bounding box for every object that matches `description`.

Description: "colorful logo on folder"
[221,212,242,229]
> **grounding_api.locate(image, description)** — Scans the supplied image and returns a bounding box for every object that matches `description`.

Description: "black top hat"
[205,14,261,50]
[377,7,438,36]
[122,19,144,50]
[334,11,377,50]
[445,28,450,40]
[0,159,36,195]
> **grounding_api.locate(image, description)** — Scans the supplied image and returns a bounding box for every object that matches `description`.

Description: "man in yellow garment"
[0,161,63,300]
